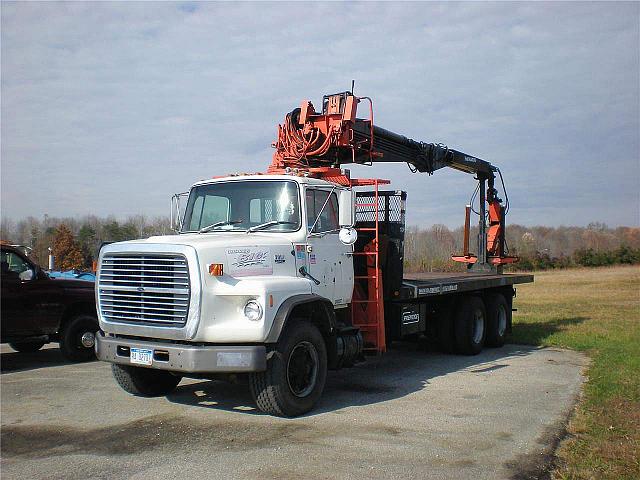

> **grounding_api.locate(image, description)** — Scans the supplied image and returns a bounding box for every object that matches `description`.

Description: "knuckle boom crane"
[269,90,518,273]
[94,88,534,416]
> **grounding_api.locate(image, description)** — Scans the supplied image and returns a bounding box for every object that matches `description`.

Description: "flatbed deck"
[401,272,534,299]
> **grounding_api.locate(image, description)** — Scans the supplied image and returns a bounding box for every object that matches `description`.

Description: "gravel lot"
[1,342,587,480]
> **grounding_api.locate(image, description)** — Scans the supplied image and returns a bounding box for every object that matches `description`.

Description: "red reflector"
[209,263,223,276]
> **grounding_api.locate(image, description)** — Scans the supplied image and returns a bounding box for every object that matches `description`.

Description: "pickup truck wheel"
[454,296,486,355]
[111,364,182,396]
[485,293,510,347]
[59,314,99,362]
[9,342,45,353]
[249,320,327,417]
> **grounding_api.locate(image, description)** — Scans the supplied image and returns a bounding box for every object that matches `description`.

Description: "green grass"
[511,266,640,479]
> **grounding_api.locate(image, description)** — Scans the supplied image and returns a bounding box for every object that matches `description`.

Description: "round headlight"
[244,300,263,321]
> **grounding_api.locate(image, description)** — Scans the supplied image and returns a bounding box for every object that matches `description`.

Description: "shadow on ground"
[166,343,542,416]
[0,346,93,373]
[510,316,587,345]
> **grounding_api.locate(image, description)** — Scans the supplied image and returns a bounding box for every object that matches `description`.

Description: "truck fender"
[265,294,335,343]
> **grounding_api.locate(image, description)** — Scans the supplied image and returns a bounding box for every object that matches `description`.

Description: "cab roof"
[191,173,340,189]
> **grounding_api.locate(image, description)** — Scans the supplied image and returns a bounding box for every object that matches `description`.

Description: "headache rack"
[351,187,407,354]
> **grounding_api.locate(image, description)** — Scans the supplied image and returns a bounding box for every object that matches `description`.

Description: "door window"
[1,250,34,281]
[306,189,339,233]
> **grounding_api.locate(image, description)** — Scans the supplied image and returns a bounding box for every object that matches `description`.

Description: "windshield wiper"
[198,219,243,233]
[247,220,295,233]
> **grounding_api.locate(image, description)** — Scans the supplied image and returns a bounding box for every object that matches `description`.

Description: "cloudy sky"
[2,2,638,228]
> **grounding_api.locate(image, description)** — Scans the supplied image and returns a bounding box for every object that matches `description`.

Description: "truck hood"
[102,233,300,281]
[121,232,295,250]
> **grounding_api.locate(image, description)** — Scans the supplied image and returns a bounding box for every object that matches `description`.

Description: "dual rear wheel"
[441,292,510,355]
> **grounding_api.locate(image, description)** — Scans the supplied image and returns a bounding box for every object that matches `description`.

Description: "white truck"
[95,92,532,416]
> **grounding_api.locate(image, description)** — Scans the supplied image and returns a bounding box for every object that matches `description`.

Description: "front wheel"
[111,364,182,396]
[60,314,99,362]
[249,320,327,417]
[9,341,45,353]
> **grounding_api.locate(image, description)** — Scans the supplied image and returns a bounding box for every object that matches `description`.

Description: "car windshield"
[181,180,301,233]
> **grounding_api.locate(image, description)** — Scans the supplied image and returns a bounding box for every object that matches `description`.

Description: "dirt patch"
[1,414,316,459]
[504,419,569,480]
[1,414,410,460]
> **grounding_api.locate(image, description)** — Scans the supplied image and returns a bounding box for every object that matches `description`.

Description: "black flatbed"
[401,272,534,300]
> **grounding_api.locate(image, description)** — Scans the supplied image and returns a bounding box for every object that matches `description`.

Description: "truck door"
[1,249,63,338]
[1,249,39,336]
[305,188,350,305]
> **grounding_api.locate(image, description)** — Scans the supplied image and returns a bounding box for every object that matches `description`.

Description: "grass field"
[512,265,640,479]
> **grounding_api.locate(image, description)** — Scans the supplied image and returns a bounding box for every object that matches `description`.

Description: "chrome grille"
[98,254,190,327]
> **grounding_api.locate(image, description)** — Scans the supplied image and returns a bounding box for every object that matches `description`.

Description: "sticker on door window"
[226,247,272,276]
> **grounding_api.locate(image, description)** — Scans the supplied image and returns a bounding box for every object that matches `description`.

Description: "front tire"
[249,320,327,417]
[9,341,45,353]
[60,314,99,362]
[111,364,182,396]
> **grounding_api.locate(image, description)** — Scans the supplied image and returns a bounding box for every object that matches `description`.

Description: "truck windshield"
[181,180,301,233]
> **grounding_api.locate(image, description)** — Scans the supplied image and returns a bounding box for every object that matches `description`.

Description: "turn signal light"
[209,263,224,276]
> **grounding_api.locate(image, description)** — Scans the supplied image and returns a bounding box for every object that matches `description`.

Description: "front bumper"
[95,332,267,373]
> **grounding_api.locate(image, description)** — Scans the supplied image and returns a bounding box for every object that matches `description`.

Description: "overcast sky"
[2,2,639,228]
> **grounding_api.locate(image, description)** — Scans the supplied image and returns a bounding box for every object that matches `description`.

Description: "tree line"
[1,215,638,272]
[404,222,640,272]
[1,215,172,271]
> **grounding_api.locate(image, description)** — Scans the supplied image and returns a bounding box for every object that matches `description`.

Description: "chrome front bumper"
[95,332,267,373]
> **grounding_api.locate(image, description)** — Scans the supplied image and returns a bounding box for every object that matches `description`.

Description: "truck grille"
[98,254,190,327]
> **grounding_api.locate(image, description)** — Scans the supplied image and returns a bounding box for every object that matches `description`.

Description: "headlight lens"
[243,300,263,321]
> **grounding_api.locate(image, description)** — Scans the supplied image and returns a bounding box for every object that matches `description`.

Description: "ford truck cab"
[96,173,360,416]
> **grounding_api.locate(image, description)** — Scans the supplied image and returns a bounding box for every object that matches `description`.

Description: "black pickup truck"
[1,244,98,361]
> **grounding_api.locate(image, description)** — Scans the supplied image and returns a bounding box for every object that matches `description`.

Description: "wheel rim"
[497,305,507,337]
[81,331,95,348]
[472,309,485,345]
[286,341,319,398]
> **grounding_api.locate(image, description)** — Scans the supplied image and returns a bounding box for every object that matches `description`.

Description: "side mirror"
[171,192,189,232]
[19,269,34,281]
[338,189,355,227]
[339,227,358,246]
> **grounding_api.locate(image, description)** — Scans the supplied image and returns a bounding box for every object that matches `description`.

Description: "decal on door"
[226,247,272,276]
[294,244,306,260]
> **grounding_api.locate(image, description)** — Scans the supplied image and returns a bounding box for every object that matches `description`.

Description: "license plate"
[130,348,153,366]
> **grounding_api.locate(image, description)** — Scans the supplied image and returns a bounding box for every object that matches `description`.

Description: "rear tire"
[454,296,486,355]
[485,293,510,347]
[249,320,327,417]
[9,342,45,353]
[436,303,456,353]
[60,314,99,362]
[111,364,182,396]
